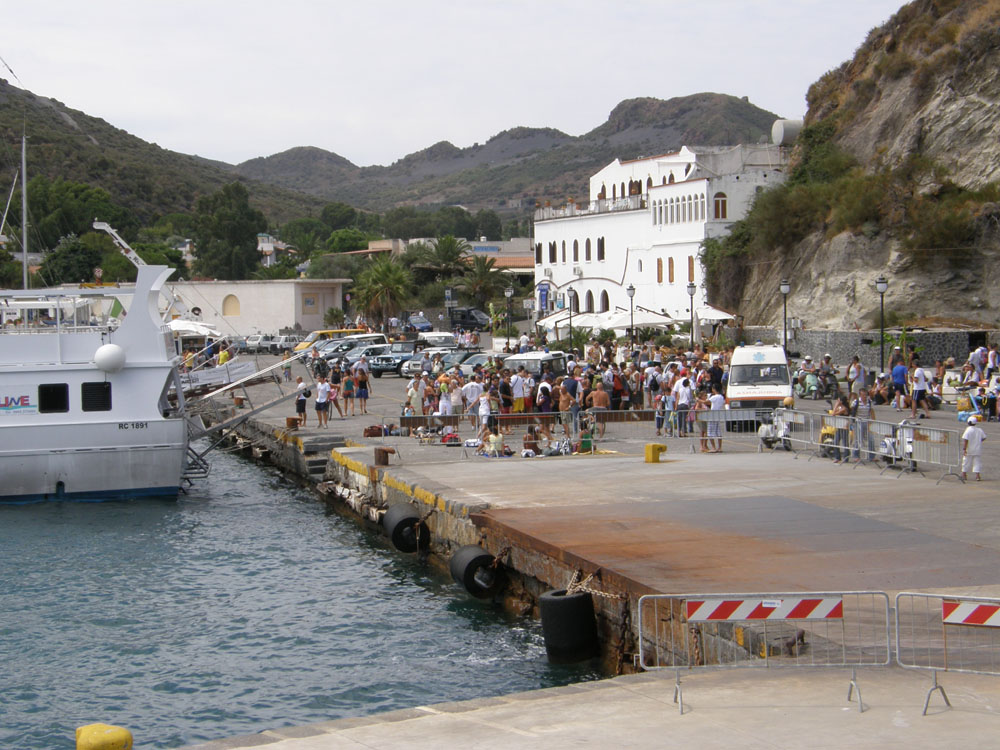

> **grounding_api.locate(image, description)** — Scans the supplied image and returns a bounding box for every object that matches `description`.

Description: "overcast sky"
[4,0,904,167]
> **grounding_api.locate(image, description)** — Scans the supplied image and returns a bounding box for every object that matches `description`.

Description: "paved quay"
[183,667,1000,749]
[186,354,1000,748]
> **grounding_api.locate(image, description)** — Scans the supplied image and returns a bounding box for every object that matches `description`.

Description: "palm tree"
[458,255,506,308]
[352,255,412,325]
[411,235,470,281]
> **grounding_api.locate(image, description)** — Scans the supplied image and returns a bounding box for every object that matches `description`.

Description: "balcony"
[534,194,646,221]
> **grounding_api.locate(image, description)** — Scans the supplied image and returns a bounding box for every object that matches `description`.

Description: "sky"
[3,0,905,168]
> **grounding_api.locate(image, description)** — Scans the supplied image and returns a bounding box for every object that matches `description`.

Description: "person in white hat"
[961,415,987,481]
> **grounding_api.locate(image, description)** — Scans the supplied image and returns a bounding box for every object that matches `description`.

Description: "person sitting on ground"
[871,373,891,405]
[523,424,542,456]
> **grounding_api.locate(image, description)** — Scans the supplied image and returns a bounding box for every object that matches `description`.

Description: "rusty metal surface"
[476,494,1000,596]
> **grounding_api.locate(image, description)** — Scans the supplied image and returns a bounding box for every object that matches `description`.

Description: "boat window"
[81,382,112,412]
[38,383,70,413]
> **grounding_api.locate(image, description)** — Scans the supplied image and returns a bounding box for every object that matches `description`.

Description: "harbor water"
[0,450,601,749]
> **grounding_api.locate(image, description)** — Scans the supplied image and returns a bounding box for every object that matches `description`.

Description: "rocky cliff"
[727,0,1000,331]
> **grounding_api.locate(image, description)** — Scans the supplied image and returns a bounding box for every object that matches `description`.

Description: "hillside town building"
[532,143,789,330]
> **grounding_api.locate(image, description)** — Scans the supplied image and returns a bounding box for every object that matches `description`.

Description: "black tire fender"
[539,589,599,663]
[381,504,429,553]
[449,545,504,598]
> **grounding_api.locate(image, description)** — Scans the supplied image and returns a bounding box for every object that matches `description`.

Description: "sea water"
[0,451,601,749]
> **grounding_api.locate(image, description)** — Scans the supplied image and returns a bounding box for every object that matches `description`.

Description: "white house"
[257,233,297,268]
[168,277,349,335]
[532,142,789,329]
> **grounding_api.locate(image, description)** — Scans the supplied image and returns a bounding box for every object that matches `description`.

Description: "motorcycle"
[794,371,821,400]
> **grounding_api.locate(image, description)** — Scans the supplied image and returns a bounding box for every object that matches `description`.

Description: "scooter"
[757,412,792,451]
[795,371,821,400]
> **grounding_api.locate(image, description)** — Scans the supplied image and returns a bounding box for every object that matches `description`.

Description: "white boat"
[0,265,191,502]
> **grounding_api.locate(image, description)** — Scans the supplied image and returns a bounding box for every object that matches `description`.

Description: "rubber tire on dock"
[539,589,599,664]
[449,545,504,599]
[382,503,429,553]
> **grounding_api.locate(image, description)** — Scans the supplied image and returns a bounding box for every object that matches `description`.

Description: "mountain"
[230,94,779,210]
[0,79,324,226]
[712,0,1000,330]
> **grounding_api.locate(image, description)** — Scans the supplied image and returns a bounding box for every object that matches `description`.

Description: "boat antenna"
[1,52,29,290]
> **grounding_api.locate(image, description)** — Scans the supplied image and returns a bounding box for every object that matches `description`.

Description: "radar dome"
[94,343,126,373]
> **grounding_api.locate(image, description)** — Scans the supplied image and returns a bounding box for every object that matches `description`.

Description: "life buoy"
[381,504,429,553]
[539,589,599,663]
[449,545,504,598]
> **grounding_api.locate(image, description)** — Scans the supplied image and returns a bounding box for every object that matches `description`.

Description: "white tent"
[167,319,222,338]
[604,309,679,331]
[695,304,736,323]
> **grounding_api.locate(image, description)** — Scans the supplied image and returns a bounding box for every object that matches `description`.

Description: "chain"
[615,596,633,676]
[566,568,625,600]
[413,508,435,548]
[490,545,511,569]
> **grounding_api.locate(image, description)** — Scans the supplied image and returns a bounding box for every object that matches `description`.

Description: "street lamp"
[686,282,696,348]
[567,286,576,352]
[626,284,635,348]
[779,279,791,352]
[875,275,888,373]
[504,285,514,351]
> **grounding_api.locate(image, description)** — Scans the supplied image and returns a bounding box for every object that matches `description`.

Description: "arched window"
[561,240,566,263]
[668,173,675,184]
[548,242,557,263]
[585,238,592,261]
[688,255,695,282]
[656,258,663,284]
[585,290,594,313]
[597,237,605,261]
[662,177,667,185]
[612,184,617,200]
[646,176,653,191]
[638,259,643,272]
[668,257,675,283]
[670,198,675,224]
[222,294,240,316]
[620,182,626,199]
[714,192,728,220]
[600,290,609,312]
[570,291,579,313]
[652,202,658,226]
[573,239,579,262]
[535,243,542,263]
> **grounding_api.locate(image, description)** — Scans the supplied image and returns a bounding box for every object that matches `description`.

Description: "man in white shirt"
[909,358,931,419]
[462,374,484,428]
[518,332,529,353]
[961,415,986,481]
[510,366,527,413]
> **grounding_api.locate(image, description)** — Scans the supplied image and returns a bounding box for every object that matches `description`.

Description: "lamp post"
[626,284,635,348]
[504,285,514,351]
[875,275,888,373]
[686,282,696,348]
[567,286,576,352]
[779,279,791,352]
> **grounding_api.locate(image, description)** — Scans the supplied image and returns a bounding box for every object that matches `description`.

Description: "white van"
[418,331,458,348]
[725,344,793,409]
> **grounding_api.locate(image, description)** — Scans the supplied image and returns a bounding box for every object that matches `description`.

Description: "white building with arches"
[168,278,349,336]
[532,143,788,328]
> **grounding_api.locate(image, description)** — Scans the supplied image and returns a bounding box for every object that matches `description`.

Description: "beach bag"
[956,395,973,411]
[441,432,460,445]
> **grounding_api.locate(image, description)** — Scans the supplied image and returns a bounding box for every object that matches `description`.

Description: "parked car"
[246,334,274,353]
[269,335,303,354]
[407,313,433,332]
[342,344,390,367]
[400,347,458,378]
[371,340,421,378]
[502,351,568,379]
[448,306,490,331]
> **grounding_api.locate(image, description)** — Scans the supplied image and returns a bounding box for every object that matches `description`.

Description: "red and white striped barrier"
[942,600,1000,627]
[685,596,844,622]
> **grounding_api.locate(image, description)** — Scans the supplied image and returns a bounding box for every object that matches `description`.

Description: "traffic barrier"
[638,591,891,713]
[895,592,1000,714]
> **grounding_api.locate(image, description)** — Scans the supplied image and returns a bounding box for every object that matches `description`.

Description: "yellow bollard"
[644,443,667,463]
[76,723,133,750]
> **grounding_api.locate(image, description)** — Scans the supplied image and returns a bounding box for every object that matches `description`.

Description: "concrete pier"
[186,356,1000,747]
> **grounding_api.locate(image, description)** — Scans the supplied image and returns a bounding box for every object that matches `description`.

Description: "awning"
[695,304,736,323]
[167,319,222,337]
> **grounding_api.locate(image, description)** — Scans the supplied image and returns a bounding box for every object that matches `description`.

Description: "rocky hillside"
[231,94,779,210]
[723,0,1000,331]
[0,79,324,225]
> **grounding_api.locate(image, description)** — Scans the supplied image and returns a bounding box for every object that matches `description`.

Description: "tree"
[280,217,330,257]
[192,182,267,279]
[352,255,411,325]
[38,233,108,285]
[13,176,136,250]
[411,235,470,281]
[434,206,476,239]
[321,202,357,230]
[0,248,22,288]
[458,255,505,308]
[474,209,502,240]
[326,227,369,252]
[324,307,347,327]
[383,206,435,240]
[308,252,365,281]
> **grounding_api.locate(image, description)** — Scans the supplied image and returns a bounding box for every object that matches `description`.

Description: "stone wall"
[742,327,997,371]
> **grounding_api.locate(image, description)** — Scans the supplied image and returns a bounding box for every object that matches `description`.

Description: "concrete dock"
[182,355,1000,748]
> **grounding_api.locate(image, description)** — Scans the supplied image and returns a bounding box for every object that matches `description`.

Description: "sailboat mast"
[21,134,28,290]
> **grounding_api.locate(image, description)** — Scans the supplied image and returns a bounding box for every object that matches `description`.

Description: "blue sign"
[538,283,549,311]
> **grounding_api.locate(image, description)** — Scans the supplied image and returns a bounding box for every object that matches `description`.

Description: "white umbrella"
[695,304,735,323]
[168,319,222,337]
[604,309,679,331]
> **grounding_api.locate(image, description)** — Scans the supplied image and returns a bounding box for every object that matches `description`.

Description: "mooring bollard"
[644,443,667,463]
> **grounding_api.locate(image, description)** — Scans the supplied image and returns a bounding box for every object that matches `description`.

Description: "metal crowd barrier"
[895,592,1000,714]
[637,591,891,713]
[774,409,964,483]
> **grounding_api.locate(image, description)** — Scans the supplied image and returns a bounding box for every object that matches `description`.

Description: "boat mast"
[21,133,28,290]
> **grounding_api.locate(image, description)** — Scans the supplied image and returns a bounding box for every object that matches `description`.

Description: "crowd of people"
[294,355,372,428]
